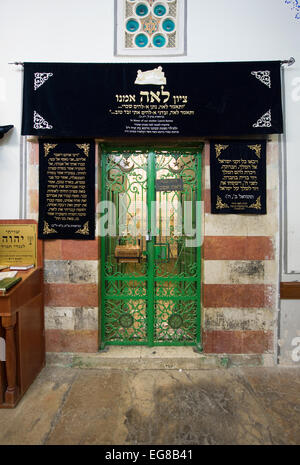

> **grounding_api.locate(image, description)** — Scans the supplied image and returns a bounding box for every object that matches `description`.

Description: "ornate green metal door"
[100,146,202,348]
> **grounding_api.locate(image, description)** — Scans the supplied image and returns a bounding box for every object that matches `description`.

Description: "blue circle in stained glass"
[136,4,149,17]
[135,33,148,47]
[153,4,167,16]
[126,19,140,32]
[162,18,175,32]
[153,34,166,47]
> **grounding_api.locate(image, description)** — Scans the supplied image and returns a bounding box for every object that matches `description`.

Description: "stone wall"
[27,139,279,358]
[202,139,279,356]
[28,141,99,352]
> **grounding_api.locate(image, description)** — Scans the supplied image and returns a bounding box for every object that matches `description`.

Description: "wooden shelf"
[280,282,300,300]
[0,220,45,408]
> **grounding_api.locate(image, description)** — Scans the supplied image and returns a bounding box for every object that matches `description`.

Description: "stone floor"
[1,350,300,445]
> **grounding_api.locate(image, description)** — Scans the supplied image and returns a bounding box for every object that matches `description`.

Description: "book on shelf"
[0,271,18,279]
[9,264,34,271]
[0,276,22,295]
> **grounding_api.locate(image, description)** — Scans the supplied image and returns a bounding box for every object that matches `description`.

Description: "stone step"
[46,347,272,370]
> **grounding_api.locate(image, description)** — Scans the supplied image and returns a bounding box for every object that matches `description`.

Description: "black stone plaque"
[210,140,266,214]
[156,178,184,191]
[38,140,95,239]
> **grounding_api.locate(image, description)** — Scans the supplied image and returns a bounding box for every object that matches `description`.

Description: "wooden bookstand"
[0,220,45,408]
[115,244,141,263]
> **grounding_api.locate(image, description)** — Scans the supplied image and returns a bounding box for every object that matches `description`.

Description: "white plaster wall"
[0,0,299,272]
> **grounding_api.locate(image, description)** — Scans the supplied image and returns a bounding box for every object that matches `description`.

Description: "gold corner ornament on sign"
[76,144,90,157]
[43,221,57,235]
[249,196,262,210]
[216,195,229,209]
[76,221,89,235]
[215,144,229,158]
[247,144,261,158]
[44,143,57,157]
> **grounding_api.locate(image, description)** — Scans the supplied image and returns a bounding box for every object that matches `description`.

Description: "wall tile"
[203,284,276,308]
[203,307,274,331]
[45,329,98,353]
[203,236,275,260]
[203,260,277,284]
[61,239,99,260]
[44,260,98,283]
[44,283,98,307]
[203,330,273,354]
[45,306,98,330]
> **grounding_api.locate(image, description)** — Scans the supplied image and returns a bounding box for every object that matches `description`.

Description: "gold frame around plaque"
[0,224,37,266]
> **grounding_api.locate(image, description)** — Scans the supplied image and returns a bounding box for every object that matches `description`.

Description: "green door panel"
[100,146,202,348]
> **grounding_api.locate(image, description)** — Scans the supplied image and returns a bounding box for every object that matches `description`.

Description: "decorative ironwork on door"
[100,147,202,348]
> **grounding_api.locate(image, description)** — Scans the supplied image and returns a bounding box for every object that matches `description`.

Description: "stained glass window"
[115,0,186,56]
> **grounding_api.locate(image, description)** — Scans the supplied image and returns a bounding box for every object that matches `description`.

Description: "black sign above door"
[22,62,283,137]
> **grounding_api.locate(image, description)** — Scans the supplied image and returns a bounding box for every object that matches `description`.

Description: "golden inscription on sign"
[0,224,37,266]
[111,86,194,135]
[218,158,260,194]
[45,150,88,224]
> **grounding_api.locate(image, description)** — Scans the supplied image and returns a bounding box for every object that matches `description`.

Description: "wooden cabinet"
[0,220,45,408]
